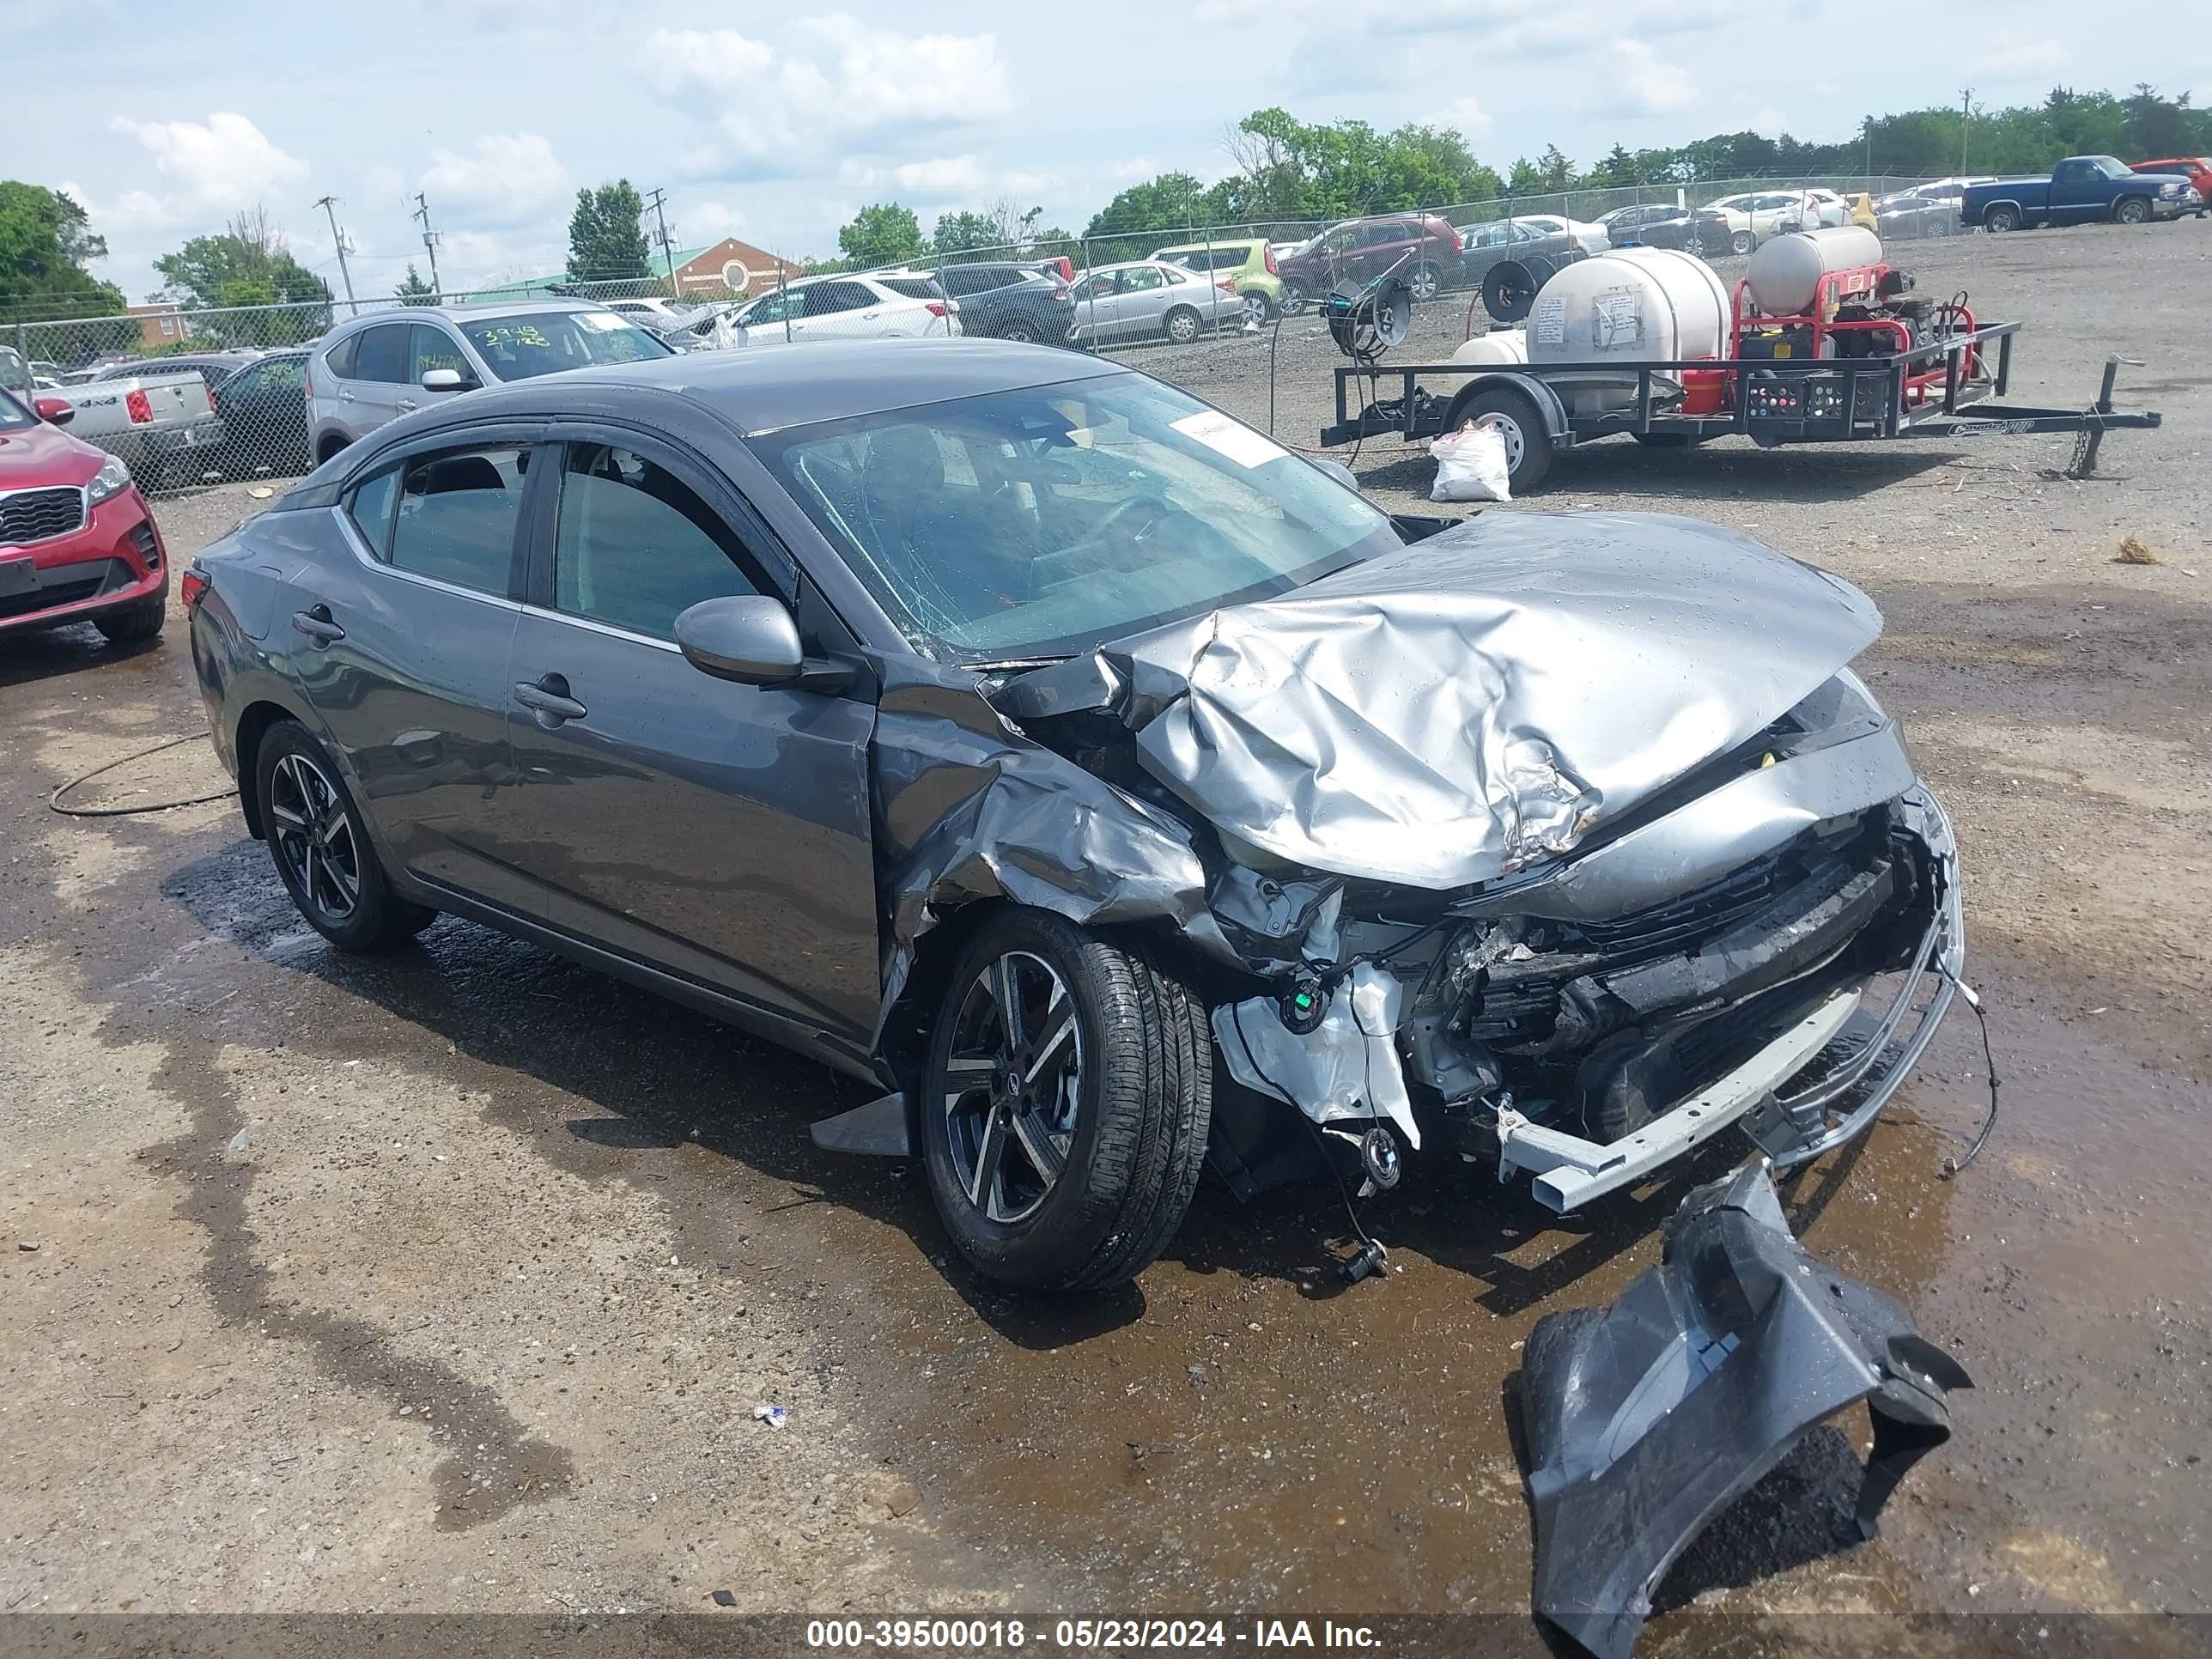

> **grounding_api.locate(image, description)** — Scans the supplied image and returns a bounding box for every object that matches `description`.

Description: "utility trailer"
[1319,325,2162,495]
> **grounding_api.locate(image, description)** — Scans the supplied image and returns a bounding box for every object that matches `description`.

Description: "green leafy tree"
[836,203,925,268]
[1083,172,1215,240]
[2121,84,2197,158]
[930,210,1004,256]
[0,182,129,324]
[567,180,652,282]
[394,263,438,306]
[153,206,331,346]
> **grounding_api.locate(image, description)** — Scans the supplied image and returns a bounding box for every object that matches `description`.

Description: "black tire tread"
[96,595,166,642]
[258,720,436,952]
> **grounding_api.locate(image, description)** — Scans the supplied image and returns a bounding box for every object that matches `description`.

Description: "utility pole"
[313,196,359,315]
[643,186,678,291]
[411,193,442,298]
[1960,88,1974,174]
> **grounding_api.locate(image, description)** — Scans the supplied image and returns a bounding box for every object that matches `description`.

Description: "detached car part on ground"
[186,339,1962,1295]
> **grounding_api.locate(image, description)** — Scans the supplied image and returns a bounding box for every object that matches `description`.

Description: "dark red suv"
[0,387,169,643]
[1273,213,1464,307]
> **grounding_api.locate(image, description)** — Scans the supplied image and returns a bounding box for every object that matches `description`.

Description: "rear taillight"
[303,369,314,398]
[203,384,216,413]
[1448,228,1463,253]
[1218,278,1237,294]
[125,388,152,424]
[179,568,210,612]
[926,301,948,317]
[1264,246,1278,274]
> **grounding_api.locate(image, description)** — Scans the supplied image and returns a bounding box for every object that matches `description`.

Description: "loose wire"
[1939,969,2000,1178]
[50,732,234,817]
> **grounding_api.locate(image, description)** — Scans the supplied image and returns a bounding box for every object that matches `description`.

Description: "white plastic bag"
[1429,414,1512,503]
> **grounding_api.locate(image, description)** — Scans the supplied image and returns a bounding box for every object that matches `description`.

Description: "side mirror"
[420,368,477,393]
[33,397,74,426]
[675,595,805,686]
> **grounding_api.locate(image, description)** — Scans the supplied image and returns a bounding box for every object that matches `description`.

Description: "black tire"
[2114,197,2150,226]
[314,434,349,467]
[1279,276,1311,312]
[1407,262,1442,303]
[919,908,1212,1293]
[1729,229,1755,256]
[1984,204,2021,234]
[1446,385,1553,494]
[1001,324,1038,344]
[256,720,435,952]
[1163,306,1203,345]
[95,594,166,643]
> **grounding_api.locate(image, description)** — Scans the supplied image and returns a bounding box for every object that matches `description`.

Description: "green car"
[1147,239,1285,325]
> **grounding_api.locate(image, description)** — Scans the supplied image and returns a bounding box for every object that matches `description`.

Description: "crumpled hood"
[1000,511,1882,890]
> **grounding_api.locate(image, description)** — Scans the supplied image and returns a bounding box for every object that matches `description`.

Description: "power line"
[643,186,678,289]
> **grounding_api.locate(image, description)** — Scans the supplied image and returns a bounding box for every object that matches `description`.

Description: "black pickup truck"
[1961,155,2202,231]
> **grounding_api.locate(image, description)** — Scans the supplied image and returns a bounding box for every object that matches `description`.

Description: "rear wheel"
[1164,306,1203,345]
[1445,386,1553,494]
[919,909,1211,1292]
[1241,291,1273,327]
[1729,229,1755,256]
[314,434,349,467]
[2114,197,2150,225]
[95,594,166,643]
[257,721,435,951]
[1984,204,2021,233]
[1001,323,1038,344]
[1279,276,1311,313]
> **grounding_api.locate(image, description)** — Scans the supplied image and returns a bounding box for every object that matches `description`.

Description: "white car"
[1698,190,1852,252]
[602,297,688,324]
[709,274,960,348]
[1500,214,1610,256]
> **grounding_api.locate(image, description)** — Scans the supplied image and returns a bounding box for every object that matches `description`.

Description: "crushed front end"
[1209,676,1965,1209]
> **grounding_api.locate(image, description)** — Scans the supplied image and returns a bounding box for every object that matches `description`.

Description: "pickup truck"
[1,350,228,489]
[1962,155,2203,232]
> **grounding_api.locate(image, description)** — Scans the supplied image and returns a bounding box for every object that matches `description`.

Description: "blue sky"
[7,0,2204,303]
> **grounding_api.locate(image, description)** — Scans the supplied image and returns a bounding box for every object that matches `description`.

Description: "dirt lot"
[4,222,2209,1648]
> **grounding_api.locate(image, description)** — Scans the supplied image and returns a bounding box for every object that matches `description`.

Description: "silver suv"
[306,300,671,463]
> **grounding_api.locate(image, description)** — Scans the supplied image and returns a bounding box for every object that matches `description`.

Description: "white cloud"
[1108,156,1161,184]
[678,200,750,243]
[106,112,307,225]
[642,17,1011,161]
[1420,95,1492,137]
[1747,106,1791,137]
[1606,40,1696,116]
[891,155,988,193]
[421,133,569,220]
[1984,38,2066,80]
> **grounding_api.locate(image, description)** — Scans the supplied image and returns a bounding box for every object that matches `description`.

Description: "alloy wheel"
[1241,293,1269,327]
[942,951,1083,1224]
[269,751,361,923]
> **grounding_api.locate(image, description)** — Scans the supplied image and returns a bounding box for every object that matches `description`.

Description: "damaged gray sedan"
[185,338,1964,1292]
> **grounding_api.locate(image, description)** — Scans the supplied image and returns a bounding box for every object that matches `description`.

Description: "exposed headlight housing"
[86,453,131,506]
[2159,181,2179,195]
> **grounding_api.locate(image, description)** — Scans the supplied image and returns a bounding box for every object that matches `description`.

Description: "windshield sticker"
[577,311,628,331]
[1171,410,1286,470]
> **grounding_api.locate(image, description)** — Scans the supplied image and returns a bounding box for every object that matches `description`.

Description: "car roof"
[380,337,1129,441]
[325,298,613,339]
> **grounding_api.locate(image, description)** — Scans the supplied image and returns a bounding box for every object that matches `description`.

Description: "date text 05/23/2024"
[805,1620,1382,1649]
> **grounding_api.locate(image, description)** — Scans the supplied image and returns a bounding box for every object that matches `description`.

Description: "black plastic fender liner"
[1518,1159,1971,1659]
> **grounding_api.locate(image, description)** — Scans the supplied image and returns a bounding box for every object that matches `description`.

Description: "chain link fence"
[3,172,1962,498]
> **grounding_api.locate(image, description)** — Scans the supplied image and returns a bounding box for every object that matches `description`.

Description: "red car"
[1273,213,1466,307]
[0,386,169,643]
[2131,156,2212,214]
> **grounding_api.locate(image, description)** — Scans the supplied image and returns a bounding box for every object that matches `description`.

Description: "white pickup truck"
[1,348,227,488]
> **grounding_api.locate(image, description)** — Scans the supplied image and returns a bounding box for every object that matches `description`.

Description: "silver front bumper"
[1498,789,1965,1211]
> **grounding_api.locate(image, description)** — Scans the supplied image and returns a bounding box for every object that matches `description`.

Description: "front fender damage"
[1519,1158,1971,1659]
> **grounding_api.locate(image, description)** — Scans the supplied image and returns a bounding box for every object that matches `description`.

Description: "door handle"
[338,387,356,402]
[396,398,418,413]
[291,605,345,645]
[513,674,587,725]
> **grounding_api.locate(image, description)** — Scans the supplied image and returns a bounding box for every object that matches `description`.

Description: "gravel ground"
[3,222,2207,1646]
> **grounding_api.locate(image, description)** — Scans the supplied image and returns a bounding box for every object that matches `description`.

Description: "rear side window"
[880,277,943,301]
[804,283,872,318]
[553,444,758,640]
[387,445,530,596]
[353,325,408,384]
[323,333,361,378]
[346,465,401,556]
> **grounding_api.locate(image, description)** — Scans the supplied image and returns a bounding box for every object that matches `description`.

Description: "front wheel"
[1407,262,1442,303]
[1240,291,1273,328]
[257,721,435,952]
[1163,306,1202,345]
[2114,197,2150,226]
[919,909,1212,1293]
[1279,276,1311,313]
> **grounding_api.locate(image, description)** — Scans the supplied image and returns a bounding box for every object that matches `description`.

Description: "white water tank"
[1745,225,1883,315]
[1451,330,1528,365]
[1523,246,1731,366]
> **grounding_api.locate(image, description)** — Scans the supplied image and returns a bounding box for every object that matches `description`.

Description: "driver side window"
[552,444,762,641]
